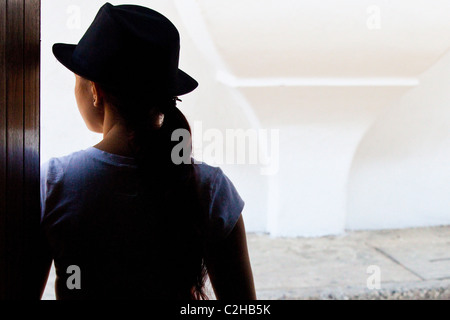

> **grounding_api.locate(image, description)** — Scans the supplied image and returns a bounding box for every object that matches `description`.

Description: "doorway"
[0,0,41,299]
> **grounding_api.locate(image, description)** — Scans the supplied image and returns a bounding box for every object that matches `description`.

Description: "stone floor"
[42,225,450,300]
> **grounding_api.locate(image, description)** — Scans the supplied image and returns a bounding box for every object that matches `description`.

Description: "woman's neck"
[94,124,134,157]
[94,106,134,157]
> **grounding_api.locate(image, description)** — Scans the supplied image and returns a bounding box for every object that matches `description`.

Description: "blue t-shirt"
[40,147,244,299]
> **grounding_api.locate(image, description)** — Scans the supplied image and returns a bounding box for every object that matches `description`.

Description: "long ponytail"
[100,85,209,300]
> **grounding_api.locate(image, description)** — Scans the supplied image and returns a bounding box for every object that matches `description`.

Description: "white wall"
[241,86,410,236]
[347,50,450,230]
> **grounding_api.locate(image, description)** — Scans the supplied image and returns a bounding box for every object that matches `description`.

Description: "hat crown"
[53,3,198,95]
[64,3,186,94]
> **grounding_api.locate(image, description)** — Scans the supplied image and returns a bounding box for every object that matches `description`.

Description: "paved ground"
[42,225,450,300]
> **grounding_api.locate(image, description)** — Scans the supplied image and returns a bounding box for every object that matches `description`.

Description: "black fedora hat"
[53,3,198,96]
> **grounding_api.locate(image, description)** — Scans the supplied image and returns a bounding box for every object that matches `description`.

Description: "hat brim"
[52,43,198,96]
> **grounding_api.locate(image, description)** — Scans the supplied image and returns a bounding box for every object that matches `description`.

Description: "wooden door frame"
[0,0,41,299]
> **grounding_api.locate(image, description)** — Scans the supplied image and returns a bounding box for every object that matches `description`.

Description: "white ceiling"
[193,0,450,79]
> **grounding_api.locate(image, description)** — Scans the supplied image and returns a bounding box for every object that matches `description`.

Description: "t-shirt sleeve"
[209,167,245,240]
[40,161,49,222]
[40,157,64,222]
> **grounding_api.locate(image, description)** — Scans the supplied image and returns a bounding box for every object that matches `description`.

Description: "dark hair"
[100,85,209,300]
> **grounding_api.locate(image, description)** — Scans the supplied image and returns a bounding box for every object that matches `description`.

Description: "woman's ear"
[91,82,104,108]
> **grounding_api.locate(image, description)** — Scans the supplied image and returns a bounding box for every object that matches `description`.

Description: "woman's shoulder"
[191,158,243,203]
[192,158,225,186]
[41,151,78,180]
[41,148,110,188]
[192,158,245,240]
[41,149,89,174]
